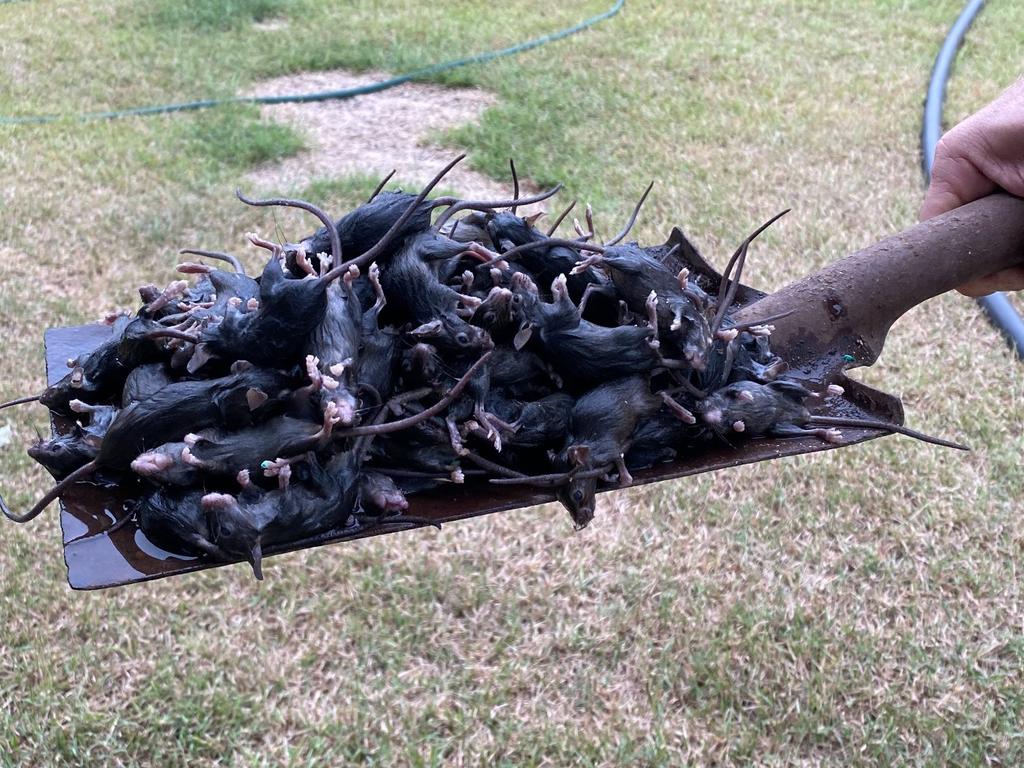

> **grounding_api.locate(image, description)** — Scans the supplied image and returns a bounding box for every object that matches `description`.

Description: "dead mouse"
[2,367,295,524]
[552,375,694,528]
[307,270,363,425]
[27,399,118,480]
[0,314,134,417]
[572,242,712,369]
[381,234,491,356]
[697,380,968,450]
[516,274,667,387]
[131,408,338,487]
[136,487,229,560]
[202,450,361,579]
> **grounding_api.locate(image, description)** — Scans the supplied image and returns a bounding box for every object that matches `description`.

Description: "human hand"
[920,78,1024,297]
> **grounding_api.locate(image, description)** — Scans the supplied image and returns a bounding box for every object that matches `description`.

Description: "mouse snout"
[334,400,357,427]
[572,505,594,531]
[684,342,709,372]
[27,441,51,461]
[371,489,408,512]
[200,492,239,514]
[326,391,358,426]
[701,407,723,426]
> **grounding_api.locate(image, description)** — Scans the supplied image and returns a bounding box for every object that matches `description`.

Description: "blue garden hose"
[922,0,1024,360]
[0,0,624,125]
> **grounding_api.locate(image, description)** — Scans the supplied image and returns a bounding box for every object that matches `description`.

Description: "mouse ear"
[767,379,812,401]
[567,444,590,468]
[523,211,545,227]
[249,538,264,581]
[193,535,229,562]
[513,322,534,351]
[410,320,442,338]
[245,388,269,411]
[186,343,215,375]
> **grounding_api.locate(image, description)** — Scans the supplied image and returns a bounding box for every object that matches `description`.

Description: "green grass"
[143,0,299,30]
[1,0,1024,765]
[180,105,305,170]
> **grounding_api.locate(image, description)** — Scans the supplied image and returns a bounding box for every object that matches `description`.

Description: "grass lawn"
[2,0,1024,764]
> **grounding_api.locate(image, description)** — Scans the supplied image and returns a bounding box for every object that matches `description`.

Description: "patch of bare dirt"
[252,18,289,32]
[245,69,537,202]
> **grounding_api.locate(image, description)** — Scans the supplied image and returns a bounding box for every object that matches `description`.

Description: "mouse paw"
[614,456,633,487]
[261,457,294,489]
[660,392,696,425]
[676,268,690,290]
[457,293,482,309]
[304,355,324,390]
[321,401,343,433]
[131,451,175,476]
[822,428,843,444]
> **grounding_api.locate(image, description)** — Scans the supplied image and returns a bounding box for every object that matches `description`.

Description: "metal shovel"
[46,193,1024,589]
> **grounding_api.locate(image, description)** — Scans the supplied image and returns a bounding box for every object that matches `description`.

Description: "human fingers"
[957,266,1024,298]
[920,131,998,220]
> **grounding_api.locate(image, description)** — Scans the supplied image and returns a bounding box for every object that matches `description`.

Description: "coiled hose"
[0,1,624,125]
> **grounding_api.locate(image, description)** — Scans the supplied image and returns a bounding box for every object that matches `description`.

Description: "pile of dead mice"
[1,156,895,579]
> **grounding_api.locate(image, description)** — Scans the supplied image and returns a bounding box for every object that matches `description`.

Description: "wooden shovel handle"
[734,194,1024,376]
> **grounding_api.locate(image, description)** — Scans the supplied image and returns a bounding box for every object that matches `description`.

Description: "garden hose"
[0,0,624,125]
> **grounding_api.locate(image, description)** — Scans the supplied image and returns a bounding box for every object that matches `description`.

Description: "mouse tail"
[145,329,199,344]
[367,169,397,203]
[488,464,612,487]
[1,459,98,524]
[711,209,790,336]
[546,199,577,237]
[338,349,494,440]
[806,416,969,451]
[432,183,563,232]
[179,248,246,275]
[0,394,41,411]
[604,180,654,246]
[323,155,467,283]
[235,191,342,269]
[508,159,521,215]
[461,449,526,479]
